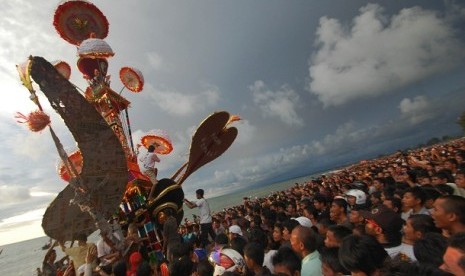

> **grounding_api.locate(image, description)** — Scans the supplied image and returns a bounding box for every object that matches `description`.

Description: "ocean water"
[0,173,322,275]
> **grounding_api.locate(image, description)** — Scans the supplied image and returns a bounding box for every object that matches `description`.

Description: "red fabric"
[160,262,169,276]
[126,252,142,276]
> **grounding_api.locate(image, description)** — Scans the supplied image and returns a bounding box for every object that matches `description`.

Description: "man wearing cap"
[184,189,216,247]
[228,225,243,240]
[361,205,404,258]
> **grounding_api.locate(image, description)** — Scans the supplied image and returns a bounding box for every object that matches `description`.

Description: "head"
[47,249,57,263]
[244,242,265,270]
[361,205,403,245]
[338,234,389,276]
[440,232,465,276]
[455,170,465,189]
[273,222,284,243]
[324,225,352,248]
[147,145,156,152]
[402,186,426,210]
[431,171,450,185]
[76,233,88,246]
[196,260,214,276]
[413,232,448,268]
[196,189,204,199]
[382,196,402,213]
[320,247,350,276]
[290,225,317,258]
[349,205,367,225]
[228,225,243,241]
[431,195,465,234]
[317,218,335,236]
[218,248,245,274]
[313,194,328,210]
[329,198,348,221]
[214,233,229,249]
[282,219,300,241]
[272,246,302,276]
[403,214,440,243]
[229,236,247,256]
[345,189,366,206]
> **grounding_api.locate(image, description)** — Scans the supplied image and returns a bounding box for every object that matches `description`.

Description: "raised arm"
[183,198,196,209]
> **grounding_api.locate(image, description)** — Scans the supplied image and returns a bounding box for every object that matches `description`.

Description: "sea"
[0,172,328,275]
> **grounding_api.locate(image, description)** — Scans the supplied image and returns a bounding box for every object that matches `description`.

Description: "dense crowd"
[39,138,465,276]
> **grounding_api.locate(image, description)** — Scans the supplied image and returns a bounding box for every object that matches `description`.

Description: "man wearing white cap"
[228,225,243,241]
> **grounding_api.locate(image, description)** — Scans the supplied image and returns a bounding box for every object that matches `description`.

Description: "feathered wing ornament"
[29,56,127,244]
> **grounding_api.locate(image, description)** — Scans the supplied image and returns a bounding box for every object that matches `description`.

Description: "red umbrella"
[53,0,109,45]
[57,150,83,182]
[120,67,144,93]
[141,130,173,155]
[52,60,71,80]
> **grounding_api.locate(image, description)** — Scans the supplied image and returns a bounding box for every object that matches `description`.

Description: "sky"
[1,0,465,246]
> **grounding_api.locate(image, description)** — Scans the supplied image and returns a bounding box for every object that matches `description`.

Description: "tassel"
[15,110,51,132]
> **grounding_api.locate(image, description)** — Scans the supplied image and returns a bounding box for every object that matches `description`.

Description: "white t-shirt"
[141,152,160,171]
[397,243,417,262]
[96,233,121,259]
[196,198,212,224]
[385,244,402,259]
[263,250,277,274]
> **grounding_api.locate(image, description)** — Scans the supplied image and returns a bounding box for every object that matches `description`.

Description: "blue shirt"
[301,250,322,276]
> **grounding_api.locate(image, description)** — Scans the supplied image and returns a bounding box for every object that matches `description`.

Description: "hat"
[292,216,313,228]
[360,205,403,234]
[345,189,367,205]
[229,225,243,236]
[221,248,245,272]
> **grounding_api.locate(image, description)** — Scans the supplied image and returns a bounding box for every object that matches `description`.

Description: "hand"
[85,244,98,264]
[63,262,74,276]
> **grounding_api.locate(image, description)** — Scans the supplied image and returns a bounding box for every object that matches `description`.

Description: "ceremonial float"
[16,0,239,265]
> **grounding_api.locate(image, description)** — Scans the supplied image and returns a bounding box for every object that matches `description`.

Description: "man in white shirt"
[140,144,160,184]
[184,189,216,247]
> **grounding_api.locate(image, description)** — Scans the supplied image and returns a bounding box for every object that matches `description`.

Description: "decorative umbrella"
[77,38,114,58]
[52,60,71,80]
[53,0,109,45]
[119,67,144,93]
[141,129,173,155]
[57,150,83,182]
[77,57,108,80]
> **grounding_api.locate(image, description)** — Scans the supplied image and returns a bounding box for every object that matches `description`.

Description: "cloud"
[0,185,30,204]
[309,4,465,107]
[250,80,304,127]
[399,96,436,124]
[145,83,220,116]
[146,51,166,71]
[234,119,256,145]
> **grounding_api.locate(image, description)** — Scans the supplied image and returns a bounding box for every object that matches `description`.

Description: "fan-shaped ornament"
[53,0,109,45]
[57,150,83,182]
[119,67,144,93]
[52,60,71,80]
[141,130,173,155]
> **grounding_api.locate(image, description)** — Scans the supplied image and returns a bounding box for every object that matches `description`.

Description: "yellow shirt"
[64,243,94,273]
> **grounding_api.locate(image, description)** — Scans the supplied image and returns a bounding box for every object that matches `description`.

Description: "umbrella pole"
[125,109,135,154]
[118,86,125,95]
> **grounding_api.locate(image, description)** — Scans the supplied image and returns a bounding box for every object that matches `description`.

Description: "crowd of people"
[39,137,465,275]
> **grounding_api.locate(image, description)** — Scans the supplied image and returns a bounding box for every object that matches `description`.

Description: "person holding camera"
[184,189,216,247]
